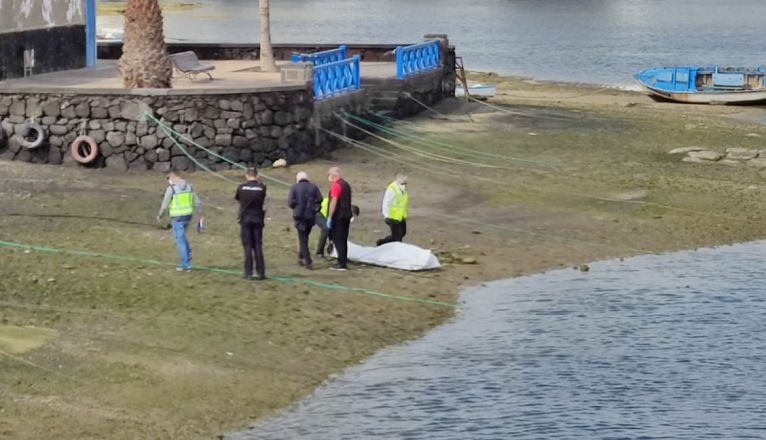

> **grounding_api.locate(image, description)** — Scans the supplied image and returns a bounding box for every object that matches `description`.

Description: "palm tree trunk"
[259,0,277,72]
[118,0,173,88]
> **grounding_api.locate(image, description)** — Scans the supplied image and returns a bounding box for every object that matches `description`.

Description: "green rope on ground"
[0,239,456,309]
[344,112,555,166]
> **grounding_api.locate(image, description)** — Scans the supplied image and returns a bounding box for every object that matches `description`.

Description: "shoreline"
[4,71,766,438]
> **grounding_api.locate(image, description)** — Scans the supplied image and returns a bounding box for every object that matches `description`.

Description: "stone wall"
[0,88,317,171]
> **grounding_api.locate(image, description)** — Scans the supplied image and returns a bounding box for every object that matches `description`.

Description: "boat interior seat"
[712,73,745,88]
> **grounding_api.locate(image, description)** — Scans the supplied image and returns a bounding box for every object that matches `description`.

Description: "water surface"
[100,0,766,85]
[230,241,766,439]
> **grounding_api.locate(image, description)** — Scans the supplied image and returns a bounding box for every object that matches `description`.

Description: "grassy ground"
[3,75,766,438]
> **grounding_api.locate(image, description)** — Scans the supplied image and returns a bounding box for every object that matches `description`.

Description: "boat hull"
[636,82,766,104]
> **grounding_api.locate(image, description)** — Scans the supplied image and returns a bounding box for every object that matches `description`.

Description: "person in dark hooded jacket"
[288,171,323,269]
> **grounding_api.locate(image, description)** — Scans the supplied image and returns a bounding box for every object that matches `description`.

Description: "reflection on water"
[229,241,766,439]
[99,0,766,85]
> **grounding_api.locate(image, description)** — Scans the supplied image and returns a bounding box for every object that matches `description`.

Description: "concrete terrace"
[0,60,398,95]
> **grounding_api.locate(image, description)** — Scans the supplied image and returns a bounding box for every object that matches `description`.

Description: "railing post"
[340,45,348,61]
[353,55,361,90]
[396,46,404,80]
[85,0,97,67]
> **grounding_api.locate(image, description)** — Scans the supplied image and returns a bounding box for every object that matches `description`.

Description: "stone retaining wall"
[0,88,316,171]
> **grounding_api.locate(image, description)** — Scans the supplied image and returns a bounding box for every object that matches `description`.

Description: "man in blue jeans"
[157,171,204,272]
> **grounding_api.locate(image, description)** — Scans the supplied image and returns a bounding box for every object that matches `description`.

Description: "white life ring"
[70,135,99,164]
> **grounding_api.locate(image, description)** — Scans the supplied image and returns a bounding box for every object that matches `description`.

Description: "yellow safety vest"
[169,190,194,217]
[320,197,329,218]
[387,182,408,221]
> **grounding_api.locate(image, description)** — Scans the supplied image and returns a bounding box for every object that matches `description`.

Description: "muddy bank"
[3,73,766,438]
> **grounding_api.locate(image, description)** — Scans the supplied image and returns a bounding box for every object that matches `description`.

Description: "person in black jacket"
[288,171,323,270]
[235,167,267,280]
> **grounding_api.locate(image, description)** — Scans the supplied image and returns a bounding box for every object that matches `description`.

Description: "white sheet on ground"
[332,241,440,271]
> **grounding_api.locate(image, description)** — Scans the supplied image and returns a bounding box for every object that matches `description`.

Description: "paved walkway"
[0,60,398,94]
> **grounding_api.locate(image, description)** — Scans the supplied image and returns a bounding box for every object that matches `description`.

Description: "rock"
[274,111,292,125]
[230,100,244,111]
[215,134,232,146]
[89,130,106,143]
[233,136,249,148]
[48,149,63,165]
[144,149,158,162]
[189,122,204,138]
[460,256,477,264]
[272,158,288,168]
[157,148,170,162]
[25,99,42,118]
[135,123,148,137]
[43,99,61,116]
[226,118,240,129]
[9,101,25,116]
[579,264,590,272]
[49,125,68,136]
[687,150,722,161]
[75,102,90,118]
[668,146,703,155]
[243,104,254,120]
[725,147,757,160]
[681,156,713,165]
[49,135,63,147]
[171,156,192,171]
[125,132,137,146]
[61,105,76,119]
[245,128,257,139]
[270,126,282,138]
[719,159,741,166]
[747,158,766,168]
[154,161,171,173]
[184,107,199,122]
[746,133,761,138]
[120,100,151,121]
[108,106,121,119]
[100,142,114,157]
[141,134,158,149]
[91,107,108,118]
[106,154,128,170]
[102,122,115,131]
[164,111,179,123]
[214,119,226,128]
[218,99,231,111]
[88,120,101,130]
[239,149,253,162]
[106,131,125,147]
[260,110,273,125]
[8,135,23,153]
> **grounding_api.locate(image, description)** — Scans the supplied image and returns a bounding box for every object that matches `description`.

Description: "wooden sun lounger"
[170,51,215,81]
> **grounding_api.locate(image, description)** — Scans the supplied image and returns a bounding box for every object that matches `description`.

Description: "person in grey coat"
[288,171,323,270]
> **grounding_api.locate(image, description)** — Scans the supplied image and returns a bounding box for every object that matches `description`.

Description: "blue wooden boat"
[634,66,766,104]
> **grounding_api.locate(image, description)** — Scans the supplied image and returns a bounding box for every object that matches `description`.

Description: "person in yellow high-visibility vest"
[376,174,409,246]
[157,171,203,272]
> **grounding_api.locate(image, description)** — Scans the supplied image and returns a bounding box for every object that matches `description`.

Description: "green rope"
[0,239,456,309]
[345,112,555,166]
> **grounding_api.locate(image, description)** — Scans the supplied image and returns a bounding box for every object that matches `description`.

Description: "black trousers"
[315,213,332,256]
[295,218,314,265]
[377,219,407,246]
[330,218,351,268]
[241,222,265,278]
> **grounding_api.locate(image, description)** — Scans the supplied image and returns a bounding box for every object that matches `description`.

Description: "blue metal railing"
[292,45,348,66]
[313,55,361,100]
[396,40,442,80]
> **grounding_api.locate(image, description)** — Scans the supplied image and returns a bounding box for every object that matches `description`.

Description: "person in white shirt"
[376,174,409,246]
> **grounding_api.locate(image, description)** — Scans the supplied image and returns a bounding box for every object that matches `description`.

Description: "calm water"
[100,0,766,85]
[229,242,766,439]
